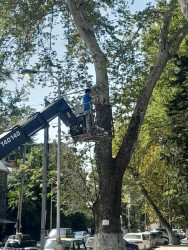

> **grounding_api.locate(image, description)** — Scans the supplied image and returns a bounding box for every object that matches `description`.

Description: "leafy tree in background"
[0,86,32,133]
[112,3,188,240]
[118,42,188,240]
[7,142,94,239]
[162,54,188,228]
[121,171,145,232]
[165,54,188,172]
[116,83,175,235]
[7,145,43,239]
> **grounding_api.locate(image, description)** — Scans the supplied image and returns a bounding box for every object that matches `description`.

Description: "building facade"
[0,161,9,221]
[0,161,10,241]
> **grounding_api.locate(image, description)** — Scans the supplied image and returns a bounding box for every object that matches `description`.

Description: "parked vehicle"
[172,229,186,240]
[4,239,19,250]
[124,232,151,250]
[47,228,74,239]
[124,239,139,250]
[24,248,39,250]
[150,231,169,246]
[85,237,94,250]
[143,232,157,249]
[74,231,90,242]
[19,234,36,247]
[4,234,36,249]
[150,229,169,244]
[152,228,168,235]
[85,237,138,250]
[44,237,86,250]
[7,236,16,240]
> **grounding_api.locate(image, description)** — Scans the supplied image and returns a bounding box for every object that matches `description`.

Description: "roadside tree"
[66,1,188,248]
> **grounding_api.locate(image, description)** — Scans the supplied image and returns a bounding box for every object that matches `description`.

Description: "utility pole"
[40,98,49,250]
[54,79,62,250]
[50,180,53,231]
[16,145,26,233]
[16,171,24,233]
[127,194,131,232]
[167,175,171,226]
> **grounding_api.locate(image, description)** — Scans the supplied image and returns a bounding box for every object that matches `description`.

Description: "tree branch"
[158,0,177,56]
[67,0,109,100]
[115,1,186,173]
[170,22,188,55]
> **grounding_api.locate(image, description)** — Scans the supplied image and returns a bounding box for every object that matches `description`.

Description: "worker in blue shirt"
[83,88,92,111]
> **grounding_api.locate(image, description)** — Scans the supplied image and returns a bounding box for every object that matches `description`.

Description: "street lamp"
[21,69,59,76]
[21,69,49,250]
[21,69,55,76]
[21,68,62,250]
[21,69,38,76]
[54,79,62,250]
[40,97,49,250]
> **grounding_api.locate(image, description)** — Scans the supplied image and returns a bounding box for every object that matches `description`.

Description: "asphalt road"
[154,238,188,249]
[155,246,188,249]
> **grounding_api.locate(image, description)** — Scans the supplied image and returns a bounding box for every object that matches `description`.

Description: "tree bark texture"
[178,0,188,20]
[67,0,188,249]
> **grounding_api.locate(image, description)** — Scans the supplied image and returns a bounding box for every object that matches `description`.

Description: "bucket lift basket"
[70,103,114,142]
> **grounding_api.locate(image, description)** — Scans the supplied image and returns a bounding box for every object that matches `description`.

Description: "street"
[155,247,188,250]
[154,238,188,249]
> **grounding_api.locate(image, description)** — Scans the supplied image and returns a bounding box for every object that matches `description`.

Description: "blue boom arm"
[0,98,78,160]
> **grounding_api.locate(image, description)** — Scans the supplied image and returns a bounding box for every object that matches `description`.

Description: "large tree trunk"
[92,158,125,249]
[67,0,188,249]
[178,0,188,20]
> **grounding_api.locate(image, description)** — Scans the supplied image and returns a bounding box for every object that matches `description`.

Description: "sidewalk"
[156,238,188,249]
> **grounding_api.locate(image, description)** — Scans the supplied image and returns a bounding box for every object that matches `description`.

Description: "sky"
[130,0,155,12]
[9,0,155,143]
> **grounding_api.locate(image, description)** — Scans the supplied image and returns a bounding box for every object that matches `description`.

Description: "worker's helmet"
[85,88,91,93]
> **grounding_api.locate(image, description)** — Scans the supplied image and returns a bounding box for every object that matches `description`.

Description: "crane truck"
[0,97,113,160]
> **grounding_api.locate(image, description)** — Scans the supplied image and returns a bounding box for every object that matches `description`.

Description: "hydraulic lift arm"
[0,97,78,160]
[0,94,114,160]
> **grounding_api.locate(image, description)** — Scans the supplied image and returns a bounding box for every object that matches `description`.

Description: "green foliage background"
[1,0,187,237]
